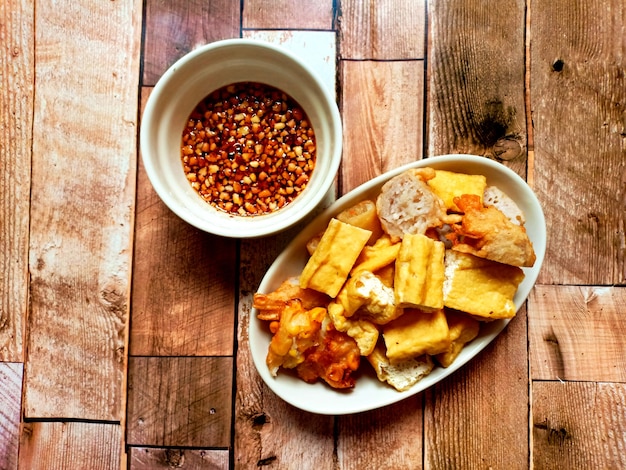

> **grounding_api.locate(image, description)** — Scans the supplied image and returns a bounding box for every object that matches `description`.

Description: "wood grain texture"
[530,0,626,285]
[528,285,626,382]
[128,447,229,469]
[0,363,22,470]
[340,60,425,192]
[424,307,529,469]
[142,0,240,86]
[339,0,426,60]
[243,0,335,30]
[427,0,527,176]
[19,421,121,470]
[337,399,423,469]
[0,0,33,362]
[25,0,141,421]
[131,89,237,357]
[532,381,626,469]
[126,356,233,448]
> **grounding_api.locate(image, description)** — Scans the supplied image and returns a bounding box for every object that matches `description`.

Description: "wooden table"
[1,0,625,468]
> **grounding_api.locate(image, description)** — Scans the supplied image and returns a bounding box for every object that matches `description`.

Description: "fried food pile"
[253,167,536,391]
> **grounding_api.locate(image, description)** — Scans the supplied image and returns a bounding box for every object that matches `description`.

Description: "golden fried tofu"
[367,341,434,391]
[443,250,525,320]
[327,300,379,356]
[394,233,445,311]
[339,271,403,324]
[383,308,451,363]
[300,218,372,297]
[336,199,384,244]
[435,310,480,367]
[351,234,400,276]
[427,170,487,212]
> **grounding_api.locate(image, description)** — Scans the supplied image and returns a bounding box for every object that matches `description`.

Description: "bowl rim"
[140,38,343,238]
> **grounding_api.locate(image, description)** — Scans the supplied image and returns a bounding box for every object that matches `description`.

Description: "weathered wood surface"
[2,0,625,468]
[24,0,141,422]
[0,0,33,363]
[530,0,626,286]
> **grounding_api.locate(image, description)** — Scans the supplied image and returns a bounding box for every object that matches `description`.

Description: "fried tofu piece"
[451,194,536,267]
[394,233,445,311]
[367,341,434,391]
[336,199,384,245]
[351,234,400,276]
[327,300,379,356]
[300,218,372,297]
[428,170,487,212]
[443,250,525,320]
[435,310,480,367]
[383,308,451,363]
[339,271,403,324]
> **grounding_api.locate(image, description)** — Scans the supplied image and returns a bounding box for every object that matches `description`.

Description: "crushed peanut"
[181,82,317,216]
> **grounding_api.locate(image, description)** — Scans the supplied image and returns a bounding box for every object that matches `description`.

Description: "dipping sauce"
[181,82,317,216]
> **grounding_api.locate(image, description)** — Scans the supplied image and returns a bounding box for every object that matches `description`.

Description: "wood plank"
[142,0,240,86]
[19,421,121,470]
[25,0,141,420]
[131,88,237,357]
[0,0,33,362]
[340,60,425,192]
[128,447,229,469]
[0,363,22,470]
[427,0,527,176]
[242,30,337,100]
[532,381,626,469]
[242,0,335,30]
[528,285,626,382]
[126,357,233,448]
[234,32,338,468]
[530,0,626,285]
[339,0,426,59]
[424,307,529,469]
[337,399,423,468]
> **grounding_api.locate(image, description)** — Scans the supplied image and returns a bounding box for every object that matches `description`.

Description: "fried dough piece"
[376,168,451,242]
[451,194,536,267]
[253,277,330,321]
[327,300,379,356]
[296,323,361,389]
[265,300,326,376]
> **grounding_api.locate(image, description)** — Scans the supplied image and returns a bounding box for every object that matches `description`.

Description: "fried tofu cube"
[394,233,445,310]
[351,234,400,276]
[435,311,480,367]
[339,271,402,324]
[443,250,525,320]
[367,341,434,391]
[383,308,451,363]
[428,170,487,212]
[300,218,372,297]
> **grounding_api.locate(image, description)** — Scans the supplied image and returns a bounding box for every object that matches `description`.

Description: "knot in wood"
[493,138,523,161]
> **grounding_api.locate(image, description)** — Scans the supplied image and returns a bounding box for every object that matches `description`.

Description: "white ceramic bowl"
[250,155,547,415]
[140,38,342,238]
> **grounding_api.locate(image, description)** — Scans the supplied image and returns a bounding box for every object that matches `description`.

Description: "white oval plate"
[249,154,546,415]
